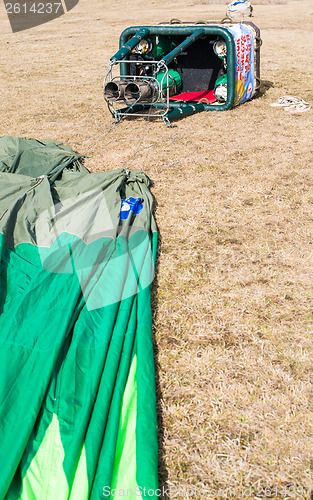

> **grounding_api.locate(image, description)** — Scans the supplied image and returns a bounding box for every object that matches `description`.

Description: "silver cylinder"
[104,80,128,101]
[124,81,155,103]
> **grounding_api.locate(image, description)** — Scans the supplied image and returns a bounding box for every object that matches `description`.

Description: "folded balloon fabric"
[0,137,159,500]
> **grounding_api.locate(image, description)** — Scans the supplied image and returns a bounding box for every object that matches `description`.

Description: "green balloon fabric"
[0,137,158,500]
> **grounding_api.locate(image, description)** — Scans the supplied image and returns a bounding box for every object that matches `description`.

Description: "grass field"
[1,0,313,498]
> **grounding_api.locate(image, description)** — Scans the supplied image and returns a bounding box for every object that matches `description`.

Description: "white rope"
[270,96,311,113]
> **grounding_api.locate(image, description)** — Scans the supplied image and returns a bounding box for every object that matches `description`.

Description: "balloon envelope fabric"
[0,137,158,500]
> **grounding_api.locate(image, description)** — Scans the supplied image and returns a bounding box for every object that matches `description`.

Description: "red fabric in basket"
[169,89,217,103]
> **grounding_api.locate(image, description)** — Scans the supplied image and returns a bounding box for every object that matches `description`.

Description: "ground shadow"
[151,196,170,500]
[258,79,274,97]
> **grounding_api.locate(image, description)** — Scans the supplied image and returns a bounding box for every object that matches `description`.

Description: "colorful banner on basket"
[227,24,255,106]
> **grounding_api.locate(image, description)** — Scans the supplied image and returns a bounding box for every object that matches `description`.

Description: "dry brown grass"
[195,0,301,4]
[195,1,289,4]
[1,0,313,498]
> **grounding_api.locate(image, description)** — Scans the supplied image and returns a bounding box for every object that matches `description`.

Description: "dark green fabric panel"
[136,286,159,494]
[0,234,84,497]
[0,137,88,180]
